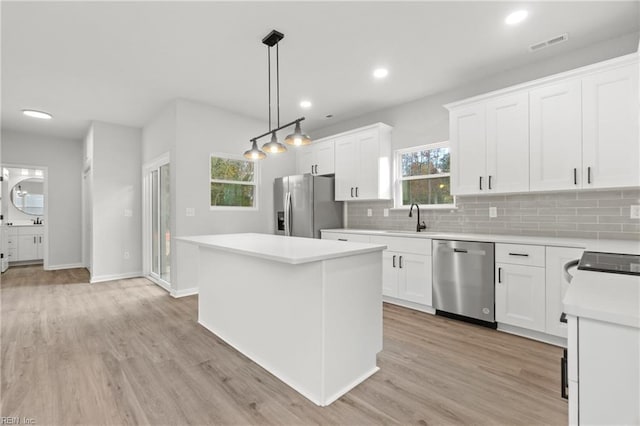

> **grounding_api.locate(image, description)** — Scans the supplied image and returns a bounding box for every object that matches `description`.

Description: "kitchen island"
[178,233,386,406]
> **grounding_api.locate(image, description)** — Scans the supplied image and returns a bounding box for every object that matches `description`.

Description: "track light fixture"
[244,29,311,161]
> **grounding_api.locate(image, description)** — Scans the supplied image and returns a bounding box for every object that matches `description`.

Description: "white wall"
[1,129,83,268]
[87,121,143,282]
[142,99,297,293]
[311,32,640,147]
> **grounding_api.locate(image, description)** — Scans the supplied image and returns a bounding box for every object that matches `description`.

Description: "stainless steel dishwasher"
[432,240,496,327]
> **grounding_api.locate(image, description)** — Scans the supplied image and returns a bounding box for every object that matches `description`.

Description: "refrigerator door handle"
[287,191,293,236]
[284,192,290,236]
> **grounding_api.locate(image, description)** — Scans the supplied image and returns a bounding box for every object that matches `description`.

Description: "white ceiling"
[2,1,639,140]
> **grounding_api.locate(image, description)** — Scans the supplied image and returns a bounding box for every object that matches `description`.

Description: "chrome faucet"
[409,203,427,232]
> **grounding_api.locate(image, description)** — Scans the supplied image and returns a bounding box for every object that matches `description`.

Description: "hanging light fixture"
[244,29,311,160]
[243,139,267,160]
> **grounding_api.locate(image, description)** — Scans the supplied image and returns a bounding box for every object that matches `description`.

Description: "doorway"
[143,154,171,290]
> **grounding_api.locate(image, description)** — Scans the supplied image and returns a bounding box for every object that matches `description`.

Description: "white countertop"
[3,224,44,228]
[564,269,640,328]
[322,228,640,254]
[177,233,387,265]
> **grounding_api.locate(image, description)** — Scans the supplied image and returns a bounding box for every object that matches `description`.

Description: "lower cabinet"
[545,246,584,338]
[381,251,431,305]
[495,263,546,331]
[7,226,44,262]
[495,243,546,332]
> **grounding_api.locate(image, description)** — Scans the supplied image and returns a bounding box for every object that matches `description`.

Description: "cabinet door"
[297,146,315,175]
[530,80,582,191]
[382,251,399,297]
[582,63,640,188]
[314,140,335,175]
[486,93,530,193]
[545,246,583,338]
[354,129,379,200]
[17,234,38,261]
[397,253,432,306]
[495,263,546,331]
[450,103,486,195]
[334,135,358,201]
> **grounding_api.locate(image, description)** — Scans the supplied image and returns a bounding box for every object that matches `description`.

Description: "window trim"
[209,152,260,211]
[393,141,456,210]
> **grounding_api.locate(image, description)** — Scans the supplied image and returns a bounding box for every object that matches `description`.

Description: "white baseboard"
[383,296,436,315]
[497,323,567,347]
[45,263,85,271]
[90,271,143,284]
[171,287,198,298]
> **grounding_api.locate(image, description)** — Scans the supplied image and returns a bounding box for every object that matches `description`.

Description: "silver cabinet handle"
[392,255,396,268]
[399,256,403,268]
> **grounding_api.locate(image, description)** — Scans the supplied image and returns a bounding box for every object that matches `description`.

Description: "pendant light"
[244,30,311,160]
[243,140,267,160]
[284,121,311,146]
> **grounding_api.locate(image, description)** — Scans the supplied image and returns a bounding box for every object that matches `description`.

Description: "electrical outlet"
[383,208,389,217]
[124,250,130,260]
[186,208,195,217]
[367,209,373,217]
[631,205,640,219]
[489,207,497,218]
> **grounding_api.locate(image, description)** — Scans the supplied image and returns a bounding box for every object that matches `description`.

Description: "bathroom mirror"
[11,178,44,216]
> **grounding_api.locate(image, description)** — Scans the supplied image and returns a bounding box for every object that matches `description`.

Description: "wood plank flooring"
[1,266,567,425]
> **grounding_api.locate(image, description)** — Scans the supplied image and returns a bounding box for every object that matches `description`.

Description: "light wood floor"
[1,266,567,425]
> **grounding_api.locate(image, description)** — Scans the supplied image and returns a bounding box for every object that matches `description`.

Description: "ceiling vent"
[529,33,569,52]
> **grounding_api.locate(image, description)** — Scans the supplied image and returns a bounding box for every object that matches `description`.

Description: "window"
[210,153,258,209]
[395,142,454,208]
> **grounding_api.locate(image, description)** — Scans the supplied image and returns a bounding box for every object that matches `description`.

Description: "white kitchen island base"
[181,233,385,407]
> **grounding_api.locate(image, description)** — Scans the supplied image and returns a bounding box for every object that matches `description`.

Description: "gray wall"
[310,32,640,241]
[143,99,297,293]
[1,129,83,267]
[88,121,143,281]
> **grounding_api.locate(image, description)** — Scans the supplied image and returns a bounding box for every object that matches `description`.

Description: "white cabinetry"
[296,139,335,176]
[7,226,44,262]
[369,235,432,307]
[582,63,640,188]
[568,315,640,425]
[450,93,529,196]
[495,243,546,332]
[529,79,582,191]
[447,54,639,194]
[545,246,583,338]
[333,123,392,201]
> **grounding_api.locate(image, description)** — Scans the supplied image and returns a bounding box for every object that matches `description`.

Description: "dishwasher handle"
[453,248,468,253]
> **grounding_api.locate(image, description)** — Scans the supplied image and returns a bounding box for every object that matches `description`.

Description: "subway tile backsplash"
[346,189,640,241]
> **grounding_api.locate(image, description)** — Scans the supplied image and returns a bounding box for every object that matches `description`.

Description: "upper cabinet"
[450,93,530,195]
[333,123,392,201]
[582,64,639,188]
[529,79,582,191]
[296,139,335,176]
[447,54,639,195]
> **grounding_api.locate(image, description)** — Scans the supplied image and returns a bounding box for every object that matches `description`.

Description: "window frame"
[209,152,260,211]
[393,141,456,210]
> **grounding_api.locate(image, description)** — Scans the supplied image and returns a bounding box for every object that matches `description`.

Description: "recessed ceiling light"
[505,10,528,26]
[22,109,52,120]
[373,68,389,79]
[300,100,312,109]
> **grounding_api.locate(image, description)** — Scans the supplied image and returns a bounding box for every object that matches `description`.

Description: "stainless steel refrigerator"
[274,175,343,238]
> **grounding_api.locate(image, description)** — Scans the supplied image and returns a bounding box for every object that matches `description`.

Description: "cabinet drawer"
[7,228,18,237]
[496,243,545,267]
[369,235,431,255]
[17,227,44,236]
[322,232,371,243]
[7,249,17,260]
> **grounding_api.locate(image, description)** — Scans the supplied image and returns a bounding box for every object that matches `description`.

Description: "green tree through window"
[210,154,258,208]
